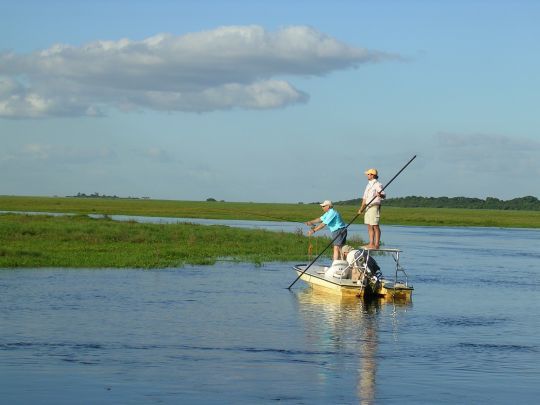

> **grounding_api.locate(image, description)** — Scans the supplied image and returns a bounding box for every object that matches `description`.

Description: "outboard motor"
[365,252,382,279]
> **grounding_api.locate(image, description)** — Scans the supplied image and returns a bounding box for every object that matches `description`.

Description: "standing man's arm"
[358,199,366,214]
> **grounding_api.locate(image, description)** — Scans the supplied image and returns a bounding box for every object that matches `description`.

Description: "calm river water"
[1,222,539,404]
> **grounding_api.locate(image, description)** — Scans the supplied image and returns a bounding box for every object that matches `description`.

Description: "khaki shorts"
[364,205,380,225]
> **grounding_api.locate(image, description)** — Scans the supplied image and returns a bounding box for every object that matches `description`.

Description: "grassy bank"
[2,195,538,269]
[0,213,344,268]
[0,196,317,222]
[380,207,540,228]
[1,195,540,228]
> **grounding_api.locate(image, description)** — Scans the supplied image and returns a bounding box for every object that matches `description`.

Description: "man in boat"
[341,245,382,288]
[340,245,360,280]
[306,200,347,261]
[358,168,385,249]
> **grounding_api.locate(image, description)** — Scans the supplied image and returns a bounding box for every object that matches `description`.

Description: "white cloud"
[436,132,540,175]
[0,25,397,118]
[11,143,117,164]
[22,143,52,159]
[145,147,174,163]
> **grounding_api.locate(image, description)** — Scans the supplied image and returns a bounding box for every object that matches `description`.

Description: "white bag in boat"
[326,260,351,279]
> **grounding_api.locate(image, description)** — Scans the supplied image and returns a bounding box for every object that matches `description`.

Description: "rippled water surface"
[1,225,539,404]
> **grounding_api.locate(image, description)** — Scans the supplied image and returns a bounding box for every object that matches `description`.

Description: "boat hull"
[378,281,414,300]
[294,264,413,300]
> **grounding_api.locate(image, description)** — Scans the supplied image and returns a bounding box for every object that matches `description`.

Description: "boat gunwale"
[293,263,414,293]
[293,264,364,289]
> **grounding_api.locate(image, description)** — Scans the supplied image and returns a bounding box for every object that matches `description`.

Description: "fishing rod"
[287,154,417,290]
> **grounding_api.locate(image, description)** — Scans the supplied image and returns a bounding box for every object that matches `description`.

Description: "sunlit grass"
[1,195,538,228]
[2,195,537,269]
[0,213,340,268]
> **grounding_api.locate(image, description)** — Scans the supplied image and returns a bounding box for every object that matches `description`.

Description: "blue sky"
[1,0,539,203]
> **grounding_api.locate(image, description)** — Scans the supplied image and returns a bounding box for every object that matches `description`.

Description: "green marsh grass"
[2,195,537,269]
[0,213,338,268]
[1,195,539,228]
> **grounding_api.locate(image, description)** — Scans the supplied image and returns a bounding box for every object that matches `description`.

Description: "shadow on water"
[292,288,412,404]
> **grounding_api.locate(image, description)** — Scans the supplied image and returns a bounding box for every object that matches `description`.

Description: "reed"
[0,213,338,268]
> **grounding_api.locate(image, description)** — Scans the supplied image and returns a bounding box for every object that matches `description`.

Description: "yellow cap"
[365,168,378,175]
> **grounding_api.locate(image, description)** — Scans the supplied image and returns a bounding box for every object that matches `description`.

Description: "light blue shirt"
[320,208,346,232]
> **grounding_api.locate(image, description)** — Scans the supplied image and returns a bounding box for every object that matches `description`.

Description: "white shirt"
[363,179,385,206]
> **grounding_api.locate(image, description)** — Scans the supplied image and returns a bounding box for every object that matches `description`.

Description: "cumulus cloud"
[4,143,116,164]
[145,147,174,163]
[0,25,396,118]
[436,132,540,175]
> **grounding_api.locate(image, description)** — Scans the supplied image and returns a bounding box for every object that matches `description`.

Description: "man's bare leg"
[373,225,381,249]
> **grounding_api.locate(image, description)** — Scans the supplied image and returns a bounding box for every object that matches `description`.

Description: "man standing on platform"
[359,168,385,249]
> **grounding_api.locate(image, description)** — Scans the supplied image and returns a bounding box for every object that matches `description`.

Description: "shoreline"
[2,209,540,231]
[1,195,539,229]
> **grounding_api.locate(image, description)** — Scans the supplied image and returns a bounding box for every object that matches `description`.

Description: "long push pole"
[287,155,416,290]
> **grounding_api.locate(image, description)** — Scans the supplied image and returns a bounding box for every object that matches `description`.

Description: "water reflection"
[295,289,411,404]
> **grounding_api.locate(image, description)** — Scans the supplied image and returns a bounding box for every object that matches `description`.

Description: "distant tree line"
[68,192,149,200]
[336,196,540,211]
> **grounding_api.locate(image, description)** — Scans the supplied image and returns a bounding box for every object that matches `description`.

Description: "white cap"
[320,200,333,207]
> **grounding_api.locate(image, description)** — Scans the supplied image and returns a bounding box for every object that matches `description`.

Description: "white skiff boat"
[293,247,413,300]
